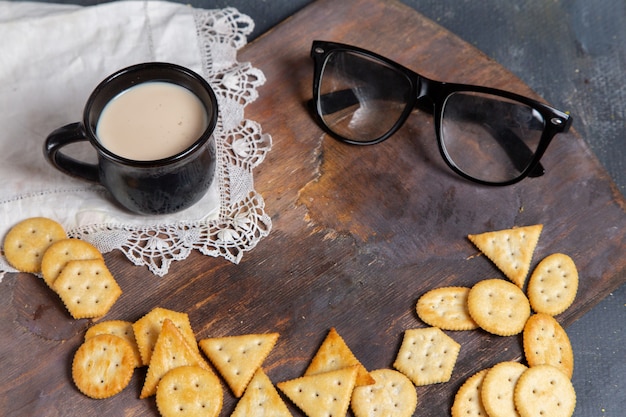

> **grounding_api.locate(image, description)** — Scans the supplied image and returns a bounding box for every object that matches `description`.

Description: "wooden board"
[1,0,624,416]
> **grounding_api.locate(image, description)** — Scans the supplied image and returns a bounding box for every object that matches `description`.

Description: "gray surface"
[9,1,626,416]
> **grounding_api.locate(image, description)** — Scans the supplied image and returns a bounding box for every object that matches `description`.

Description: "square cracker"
[199,332,279,397]
[53,258,121,319]
[277,366,358,417]
[140,319,213,398]
[304,327,375,386]
[468,224,543,288]
[133,307,198,366]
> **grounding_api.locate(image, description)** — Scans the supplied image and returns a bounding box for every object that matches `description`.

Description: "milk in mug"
[96,81,209,161]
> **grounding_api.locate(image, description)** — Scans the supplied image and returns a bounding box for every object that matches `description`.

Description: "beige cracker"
[514,365,576,417]
[85,320,142,368]
[451,368,489,417]
[3,217,66,273]
[140,319,213,399]
[351,369,417,417]
[71,334,135,399]
[199,332,279,397]
[527,253,578,316]
[156,365,223,417]
[231,368,293,417]
[467,278,531,336]
[468,224,542,288]
[277,366,358,417]
[133,306,198,366]
[393,327,461,386]
[523,313,574,378]
[53,258,121,319]
[304,327,375,386]
[416,286,478,331]
[41,238,103,288]
[481,361,527,417]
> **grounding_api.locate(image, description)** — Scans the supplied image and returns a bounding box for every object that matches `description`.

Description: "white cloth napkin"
[0,1,272,278]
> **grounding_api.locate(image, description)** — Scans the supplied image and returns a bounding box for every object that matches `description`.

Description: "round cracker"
[41,238,103,288]
[523,313,574,378]
[416,286,478,331]
[72,334,135,399]
[514,365,576,417]
[481,361,527,417]
[467,279,531,336]
[85,320,142,368]
[156,365,223,417]
[351,369,417,417]
[3,217,66,273]
[527,253,578,316]
[451,368,489,417]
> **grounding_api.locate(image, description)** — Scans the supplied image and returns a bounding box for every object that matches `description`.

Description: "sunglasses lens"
[440,91,546,183]
[317,50,413,143]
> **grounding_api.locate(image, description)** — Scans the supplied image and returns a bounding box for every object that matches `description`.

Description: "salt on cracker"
[41,238,103,288]
[351,369,417,417]
[71,334,135,399]
[277,366,358,417]
[527,253,578,316]
[451,368,489,417]
[416,286,478,331]
[304,327,375,386]
[523,313,574,378]
[468,224,542,288]
[467,278,531,336]
[393,327,461,386]
[85,320,142,368]
[231,368,292,417]
[133,306,199,366]
[140,319,212,398]
[3,217,66,273]
[481,361,527,417]
[156,365,223,417]
[53,258,121,319]
[514,365,576,417]
[199,332,279,397]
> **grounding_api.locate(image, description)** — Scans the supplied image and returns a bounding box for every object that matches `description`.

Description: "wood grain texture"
[1,0,624,416]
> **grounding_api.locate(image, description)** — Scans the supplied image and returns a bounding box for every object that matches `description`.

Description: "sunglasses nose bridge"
[410,76,434,113]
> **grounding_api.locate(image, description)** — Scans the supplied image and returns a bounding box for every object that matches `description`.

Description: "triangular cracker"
[277,366,358,417]
[140,319,213,398]
[468,224,543,288]
[231,368,293,417]
[304,327,375,386]
[132,307,199,366]
[199,332,279,397]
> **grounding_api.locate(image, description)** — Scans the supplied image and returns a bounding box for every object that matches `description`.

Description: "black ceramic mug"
[44,62,218,215]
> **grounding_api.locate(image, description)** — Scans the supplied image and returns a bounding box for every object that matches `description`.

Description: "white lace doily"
[0,1,272,278]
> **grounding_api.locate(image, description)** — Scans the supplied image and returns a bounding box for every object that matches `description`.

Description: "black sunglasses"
[310,40,572,185]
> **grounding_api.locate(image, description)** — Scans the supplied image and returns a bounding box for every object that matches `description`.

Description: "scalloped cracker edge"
[468,224,543,288]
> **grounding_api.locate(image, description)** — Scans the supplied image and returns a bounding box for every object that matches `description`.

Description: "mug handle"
[44,122,100,183]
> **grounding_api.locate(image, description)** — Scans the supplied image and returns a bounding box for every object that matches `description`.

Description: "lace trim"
[0,7,272,278]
